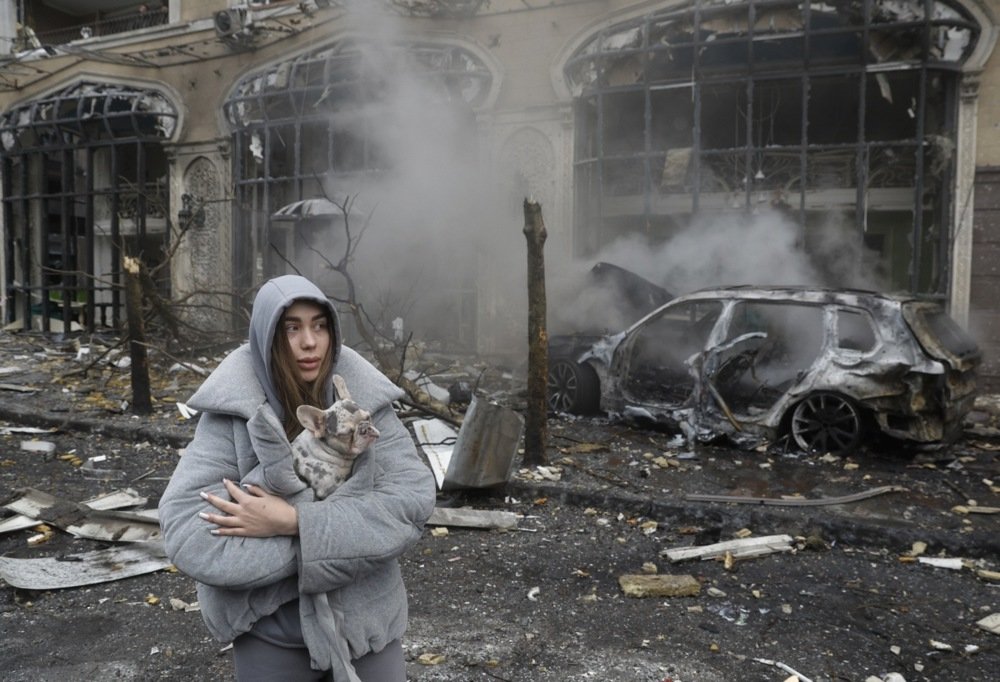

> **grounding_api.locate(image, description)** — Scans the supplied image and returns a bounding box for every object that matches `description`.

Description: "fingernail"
[199,491,209,500]
[210,529,220,535]
[198,512,209,520]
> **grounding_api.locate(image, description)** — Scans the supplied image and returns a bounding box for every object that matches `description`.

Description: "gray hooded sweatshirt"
[158,275,435,672]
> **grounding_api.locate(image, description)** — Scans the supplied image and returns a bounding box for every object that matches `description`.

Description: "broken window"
[565,0,980,297]
[836,308,878,352]
[19,1,169,48]
[714,301,826,411]
[222,39,490,345]
[1,81,177,331]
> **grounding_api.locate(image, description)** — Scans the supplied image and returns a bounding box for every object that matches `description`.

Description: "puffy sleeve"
[158,412,300,590]
[295,404,436,594]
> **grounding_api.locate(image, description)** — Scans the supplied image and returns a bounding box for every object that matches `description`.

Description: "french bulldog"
[291,374,380,499]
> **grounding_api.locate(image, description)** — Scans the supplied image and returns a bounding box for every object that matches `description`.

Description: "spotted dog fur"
[291,374,380,499]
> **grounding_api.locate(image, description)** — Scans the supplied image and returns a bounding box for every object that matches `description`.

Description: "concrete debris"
[426,507,519,530]
[19,440,56,454]
[618,573,700,598]
[416,653,446,666]
[976,613,1000,635]
[169,597,201,612]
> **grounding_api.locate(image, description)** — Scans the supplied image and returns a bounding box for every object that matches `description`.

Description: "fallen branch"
[685,485,905,507]
[559,458,631,489]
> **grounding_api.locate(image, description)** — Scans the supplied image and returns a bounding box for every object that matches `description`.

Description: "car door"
[710,301,825,418]
[613,298,724,408]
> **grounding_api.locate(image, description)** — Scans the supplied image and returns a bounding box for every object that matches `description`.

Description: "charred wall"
[971,166,1000,392]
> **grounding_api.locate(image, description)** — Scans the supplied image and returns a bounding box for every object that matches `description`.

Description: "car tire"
[790,391,864,455]
[548,359,600,414]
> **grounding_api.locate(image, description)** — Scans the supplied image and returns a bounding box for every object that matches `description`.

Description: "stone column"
[166,139,232,332]
[949,73,980,327]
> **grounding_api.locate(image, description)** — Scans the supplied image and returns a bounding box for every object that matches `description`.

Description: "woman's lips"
[298,358,320,370]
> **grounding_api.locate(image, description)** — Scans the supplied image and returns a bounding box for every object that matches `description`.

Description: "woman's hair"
[270,304,336,440]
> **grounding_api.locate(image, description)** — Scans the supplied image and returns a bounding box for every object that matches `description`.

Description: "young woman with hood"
[159,275,436,681]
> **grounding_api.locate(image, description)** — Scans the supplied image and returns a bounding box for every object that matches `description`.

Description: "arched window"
[564,0,980,296]
[1,82,177,330]
[222,39,493,291]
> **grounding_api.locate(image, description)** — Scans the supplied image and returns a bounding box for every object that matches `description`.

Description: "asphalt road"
[0,332,998,681]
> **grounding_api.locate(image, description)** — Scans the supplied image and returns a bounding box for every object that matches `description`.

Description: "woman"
[159,275,436,681]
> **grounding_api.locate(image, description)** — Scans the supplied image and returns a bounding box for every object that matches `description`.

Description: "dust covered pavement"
[0,331,998,681]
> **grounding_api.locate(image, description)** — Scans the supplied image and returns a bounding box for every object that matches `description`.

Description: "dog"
[291,374,380,499]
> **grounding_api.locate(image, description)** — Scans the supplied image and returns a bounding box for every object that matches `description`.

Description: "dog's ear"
[332,374,351,402]
[296,404,329,437]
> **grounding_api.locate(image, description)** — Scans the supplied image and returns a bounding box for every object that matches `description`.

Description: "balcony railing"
[33,6,168,46]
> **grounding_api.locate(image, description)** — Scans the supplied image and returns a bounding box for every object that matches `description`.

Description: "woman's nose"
[300,328,317,348]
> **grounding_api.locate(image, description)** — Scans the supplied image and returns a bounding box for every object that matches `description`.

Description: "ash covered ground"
[0,331,998,681]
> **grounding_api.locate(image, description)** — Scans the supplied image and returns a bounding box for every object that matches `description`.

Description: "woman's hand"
[199,479,299,537]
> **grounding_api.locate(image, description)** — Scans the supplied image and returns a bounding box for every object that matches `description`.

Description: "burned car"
[547,262,672,414]
[552,286,980,454]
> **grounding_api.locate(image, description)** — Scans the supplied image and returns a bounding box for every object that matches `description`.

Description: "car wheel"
[790,392,864,455]
[547,359,600,414]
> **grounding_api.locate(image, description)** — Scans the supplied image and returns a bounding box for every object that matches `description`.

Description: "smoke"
[550,209,890,336]
[295,10,516,351]
[294,6,890,354]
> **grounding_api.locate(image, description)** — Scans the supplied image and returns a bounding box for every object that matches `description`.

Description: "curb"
[0,403,192,449]
[502,480,1000,561]
[3,403,996,561]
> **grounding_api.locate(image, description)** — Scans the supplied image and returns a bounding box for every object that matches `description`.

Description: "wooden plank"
[662,534,794,562]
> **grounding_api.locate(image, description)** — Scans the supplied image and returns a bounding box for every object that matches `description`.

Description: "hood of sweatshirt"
[248,275,343,419]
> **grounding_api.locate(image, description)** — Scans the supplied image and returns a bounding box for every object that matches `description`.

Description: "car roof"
[674,285,928,308]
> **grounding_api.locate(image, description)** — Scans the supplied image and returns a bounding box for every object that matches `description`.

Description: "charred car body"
[547,262,672,414]
[551,286,980,454]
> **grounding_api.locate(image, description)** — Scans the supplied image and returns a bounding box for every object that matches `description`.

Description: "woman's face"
[280,301,331,383]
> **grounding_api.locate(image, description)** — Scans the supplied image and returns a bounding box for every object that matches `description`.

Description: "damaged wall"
[971,166,1000,392]
[0,0,997,387]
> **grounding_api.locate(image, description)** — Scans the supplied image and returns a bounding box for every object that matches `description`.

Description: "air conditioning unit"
[214,8,251,39]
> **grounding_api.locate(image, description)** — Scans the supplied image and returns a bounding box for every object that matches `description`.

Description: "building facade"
[1,0,998,387]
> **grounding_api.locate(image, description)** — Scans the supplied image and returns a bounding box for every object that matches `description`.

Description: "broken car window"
[835,308,878,352]
[714,302,825,409]
[622,300,723,405]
